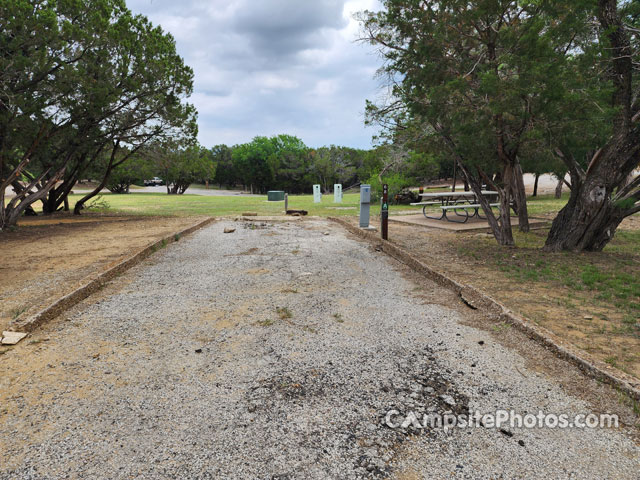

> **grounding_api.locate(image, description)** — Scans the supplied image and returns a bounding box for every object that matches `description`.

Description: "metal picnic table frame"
[415,191,500,223]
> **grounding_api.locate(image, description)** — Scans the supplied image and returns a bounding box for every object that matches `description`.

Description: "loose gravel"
[1,219,638,479]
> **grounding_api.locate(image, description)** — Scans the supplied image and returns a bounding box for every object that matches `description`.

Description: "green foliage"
[106,154,154,194]
[361,0,600,173]
[365,172,410,203]
[0,0,197,225]
[152,144,216,194]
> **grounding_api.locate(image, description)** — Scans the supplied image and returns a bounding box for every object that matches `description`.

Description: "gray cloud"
[127,0,382,148]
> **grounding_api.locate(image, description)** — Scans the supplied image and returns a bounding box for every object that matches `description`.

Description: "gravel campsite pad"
[1,219,638,479]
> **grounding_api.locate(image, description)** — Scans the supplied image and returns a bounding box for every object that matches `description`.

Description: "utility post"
[381,184,389,240]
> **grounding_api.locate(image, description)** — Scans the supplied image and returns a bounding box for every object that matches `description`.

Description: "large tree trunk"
[544,0,639,252]
[545,172,627,251]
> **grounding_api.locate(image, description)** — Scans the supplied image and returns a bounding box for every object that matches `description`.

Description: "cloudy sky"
[127,0,384,149]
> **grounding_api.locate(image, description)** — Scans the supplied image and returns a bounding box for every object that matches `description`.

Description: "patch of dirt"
[345,216,640,381]
[0,212,206,331]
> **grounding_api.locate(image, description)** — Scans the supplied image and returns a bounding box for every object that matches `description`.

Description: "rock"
[440,394,456,407]
[224,227,236,234]
[1,331,27,345]
[195,349,203,353]
[323,232,330,236]
[583,315,594,320]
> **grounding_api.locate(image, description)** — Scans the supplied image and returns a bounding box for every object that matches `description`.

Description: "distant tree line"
[110,133,442,198]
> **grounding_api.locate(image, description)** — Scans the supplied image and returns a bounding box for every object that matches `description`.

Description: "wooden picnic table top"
[419,190,498,198]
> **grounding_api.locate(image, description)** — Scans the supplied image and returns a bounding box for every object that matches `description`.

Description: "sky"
[127,0,384,149]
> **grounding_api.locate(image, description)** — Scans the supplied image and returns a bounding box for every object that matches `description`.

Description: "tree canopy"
[1,0,196,227]
[360,0,639,249]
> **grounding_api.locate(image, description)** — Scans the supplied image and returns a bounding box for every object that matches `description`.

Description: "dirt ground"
[353,215,640,381]
[0,213,206,332]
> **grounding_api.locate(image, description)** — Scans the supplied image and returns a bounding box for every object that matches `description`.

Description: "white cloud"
[127,0,383,148]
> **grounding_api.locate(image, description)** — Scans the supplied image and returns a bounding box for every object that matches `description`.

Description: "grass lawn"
[45,190,572,219]
[55,192,410,217]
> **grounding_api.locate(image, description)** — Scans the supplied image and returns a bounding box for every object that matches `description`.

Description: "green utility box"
[267,190,285,202]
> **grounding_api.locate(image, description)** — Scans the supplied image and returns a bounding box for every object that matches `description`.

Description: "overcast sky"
[127,0,383,149]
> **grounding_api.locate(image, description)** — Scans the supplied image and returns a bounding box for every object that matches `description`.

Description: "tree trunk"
[512,161,530,233]
[459,159,515,246]
[74,142,120,214]
[544,176,626,252]
[545,0,640,251]
[532,173,540,197]
[555,177,564,199]
[451,160,457,192]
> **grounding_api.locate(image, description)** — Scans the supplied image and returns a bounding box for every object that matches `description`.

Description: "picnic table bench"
[411,191,500,223]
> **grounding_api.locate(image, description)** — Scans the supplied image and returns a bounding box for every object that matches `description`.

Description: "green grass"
[463,228,640,317]
[40,192,404,218]
[28,190,569,219]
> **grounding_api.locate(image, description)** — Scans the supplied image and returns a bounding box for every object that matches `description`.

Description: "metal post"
[381,184,389,240]
[359,184,371,228]
[284,193,288,213]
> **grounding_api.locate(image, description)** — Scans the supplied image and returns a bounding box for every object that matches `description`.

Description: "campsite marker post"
[381,184,389,240]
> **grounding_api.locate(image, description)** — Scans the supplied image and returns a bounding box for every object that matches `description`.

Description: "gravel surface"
[1,219,638,479]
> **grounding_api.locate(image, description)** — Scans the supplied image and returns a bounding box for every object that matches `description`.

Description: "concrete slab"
[1,331,27,345]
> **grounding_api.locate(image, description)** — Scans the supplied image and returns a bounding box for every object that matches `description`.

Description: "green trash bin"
[267,191,285,202]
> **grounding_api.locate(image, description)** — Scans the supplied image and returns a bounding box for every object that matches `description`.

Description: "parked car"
[144,177,164,186]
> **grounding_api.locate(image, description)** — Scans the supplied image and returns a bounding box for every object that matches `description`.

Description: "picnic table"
[411,190,499,223]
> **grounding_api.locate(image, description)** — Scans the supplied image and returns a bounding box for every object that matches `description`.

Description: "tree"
[0,0,98,228]
[359,1,586,245]
[104,153,153,194]
[152,144,215,195]
[212,144,236,187]
[0,0,196,225]
[543,0,640,251]
[268,134,312,193]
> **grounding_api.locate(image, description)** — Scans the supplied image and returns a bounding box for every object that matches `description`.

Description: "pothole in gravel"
[245,346,469,478]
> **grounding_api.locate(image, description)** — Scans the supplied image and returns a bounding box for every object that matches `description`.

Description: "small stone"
[440,394,456,406]
[518,439,525,447]
[224,227,236,234]
[195,348,203,353]
[323,232,330,236]
[583,315,594,320]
